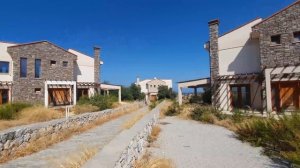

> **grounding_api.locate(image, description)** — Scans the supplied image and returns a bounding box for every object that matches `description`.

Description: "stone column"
[94,46,101,94]
[208,19,220,107]
[118,88,121,103]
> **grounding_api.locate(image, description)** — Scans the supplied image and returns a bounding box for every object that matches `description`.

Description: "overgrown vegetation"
[121,84,145,101]
[149,101,158,110]
[134,152,173,168]
[164,101,181,116]
[72,104,99,115]
[77,94,118,111]
[0,103,31,120]
[147,126,161,144]
[157,86,176,100]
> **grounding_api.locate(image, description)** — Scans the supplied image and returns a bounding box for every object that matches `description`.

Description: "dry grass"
[159,101,172,119]
[177,104,194,120]
[0,106,63,130]
[123,111,148,129]
[0,104,141,163]
[134,152,173,168]
[54,146,97,168]
[148,126,161,143]
[72,104,99,115]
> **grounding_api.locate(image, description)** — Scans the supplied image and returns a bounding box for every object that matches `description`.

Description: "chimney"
[208,19,219,107]
[136,76,140,84]
[94,46,101,84]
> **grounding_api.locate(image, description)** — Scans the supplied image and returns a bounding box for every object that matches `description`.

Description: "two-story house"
[178,1,300,113]
[208,1,300,113]
[136,77,172,101]
[0,40,121,107]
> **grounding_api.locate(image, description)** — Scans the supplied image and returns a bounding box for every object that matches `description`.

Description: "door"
[279,82,299,111]
[0,89,9,105]
[230,85,251,109]
[49,88,71,106]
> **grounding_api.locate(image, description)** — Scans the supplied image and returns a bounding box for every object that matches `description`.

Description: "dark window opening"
[20,58,27,78]
[293,31,300,42]
[0,61,9,73]
[35,88,41,94]
[271,35,281,45]
[50,60,56,66]
[62,61,68,67]
[230,85,251,109]
[35,59,41,78]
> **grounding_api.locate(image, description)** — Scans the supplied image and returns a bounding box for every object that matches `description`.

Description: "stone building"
[178,1,300,113]
[0,40,121,107]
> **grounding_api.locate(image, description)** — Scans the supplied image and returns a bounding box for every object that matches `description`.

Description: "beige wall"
[218,19,262,76]
[0,42,16,81]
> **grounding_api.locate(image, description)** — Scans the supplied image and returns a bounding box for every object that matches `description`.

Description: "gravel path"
[150,117,286,168]
[1,107,148,168]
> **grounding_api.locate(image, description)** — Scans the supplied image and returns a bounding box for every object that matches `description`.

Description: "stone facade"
[94,47,100,84]
[7,41,77,104]
[208,19,220,107]
[252,1,300,69]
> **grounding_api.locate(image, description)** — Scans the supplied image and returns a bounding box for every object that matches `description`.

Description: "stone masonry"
[7,41,77,104]
[252,1,300,69]
[208,19,220,107]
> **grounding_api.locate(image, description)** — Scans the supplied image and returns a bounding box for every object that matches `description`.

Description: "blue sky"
[0,0,295,90]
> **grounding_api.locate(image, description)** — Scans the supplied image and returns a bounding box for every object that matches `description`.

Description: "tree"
[157,86,176,100]
[129,84,145,100]
[121,86,133,101]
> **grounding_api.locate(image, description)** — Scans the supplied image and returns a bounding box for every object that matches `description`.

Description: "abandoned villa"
[178,1,300,113]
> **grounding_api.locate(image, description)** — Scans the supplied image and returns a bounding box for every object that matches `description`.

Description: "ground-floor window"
[0,89,9,105]
[230,84,250,109]
[48,88,71,106]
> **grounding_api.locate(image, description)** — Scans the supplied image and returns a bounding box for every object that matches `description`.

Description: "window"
[230,85,250,109]
[50,60,56,66]
[293,31,300,42]
[62,61,68,67]
[20,58,27,78]
[35,59,41,78]
[34,88,41,94]
[0,61,9,73]
[271,35,281,45]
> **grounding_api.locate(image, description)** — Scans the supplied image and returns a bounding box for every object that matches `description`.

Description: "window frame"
[62,61,68,67]
[0,61,9,74]
[35,59,42,78]
[20,57,27,78]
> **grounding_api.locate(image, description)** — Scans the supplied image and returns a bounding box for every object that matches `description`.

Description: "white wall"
[0,42,16,81]
[218,19,262,76]
[69,49,101,83]
[136,78,172,94]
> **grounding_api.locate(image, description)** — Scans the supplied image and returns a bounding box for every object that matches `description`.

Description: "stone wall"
[114,114,157,168]
[252,1,300,69]
[0,102,144,158]
[7,41,77,104]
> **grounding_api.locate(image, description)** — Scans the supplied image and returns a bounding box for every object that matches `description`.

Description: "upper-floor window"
[293,31,300,42]
[35,59,41,78]
[20,58,27,78]
[0,61,9,73]
[271,35,281,45]
[62,61,68,67]
[50,60,56,67]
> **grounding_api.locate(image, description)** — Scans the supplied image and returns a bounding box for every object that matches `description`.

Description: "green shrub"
[232,109,245,123]
[149,101,157,110]
[190,106,223,121]
[189,95,202,104]
[165,101,181,116]
[0,103,31,120]
[77,94,117,111]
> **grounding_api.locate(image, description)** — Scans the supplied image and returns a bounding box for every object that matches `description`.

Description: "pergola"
[178,78,211,105]
[101,83,122,103]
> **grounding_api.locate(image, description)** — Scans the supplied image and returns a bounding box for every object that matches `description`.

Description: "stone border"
[114,113,158,168]
[0,102,144,157]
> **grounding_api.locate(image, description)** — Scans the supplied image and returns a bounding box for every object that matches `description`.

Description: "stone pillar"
[265,69,272,112]
[178,85,183,105]
[94,46,101,94]
[208,19,220,107]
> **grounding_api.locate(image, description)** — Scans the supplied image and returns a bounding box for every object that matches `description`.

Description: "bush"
[0,103,31,120]
[236,114,300,164]
[149,101,157,110]
[232,109,245,123]
[77,94,117,111]
[190,105,222,122]
[165,101,181,116]
[189,95,202,104]
[157,86,176,100]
